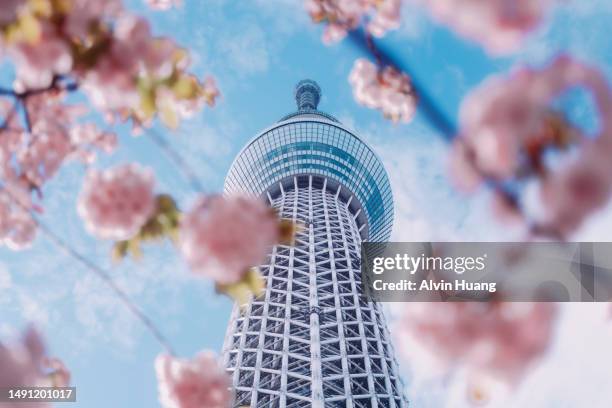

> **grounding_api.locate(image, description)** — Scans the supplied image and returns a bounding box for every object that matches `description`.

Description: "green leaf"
[171,75,199,99]
[112,241,129,261]
[216,268,265,307]
[127,238,143,260]
[278,219,299,246]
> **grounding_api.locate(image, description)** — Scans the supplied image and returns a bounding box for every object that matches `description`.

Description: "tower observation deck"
[222,80,406,407]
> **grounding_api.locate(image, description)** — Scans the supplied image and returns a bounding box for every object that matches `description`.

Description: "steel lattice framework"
[222,80,407,407]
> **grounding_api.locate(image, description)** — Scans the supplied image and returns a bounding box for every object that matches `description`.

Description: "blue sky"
[2,1,612,407]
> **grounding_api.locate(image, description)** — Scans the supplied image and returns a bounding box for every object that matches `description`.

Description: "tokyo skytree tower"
[222,80,407,408]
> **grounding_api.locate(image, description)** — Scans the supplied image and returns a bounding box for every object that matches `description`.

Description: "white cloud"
[252,0,312,35]
[513,0,612,72]
[0,264,12,291]
[574,200,612,241]
[219,25,270,75]
[72,274,138,349]
[17,292,49,326]
[358,121,519,242]
[508,304,612,408]
[396,1,432,40]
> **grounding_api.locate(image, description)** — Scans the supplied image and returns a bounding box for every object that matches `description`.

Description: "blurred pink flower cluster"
[349,58,416,123]
[450,55,612,237]
[0,0,218,252]
[77,164,156,241]
[5,0,122,91]
[396,302,557,385]
[79,15,218,127]
[305,0,401,44]
[416,0,554,55]
[155,352,231,408]
[1,0,217,126]
[179,195,279,284]
[0,328,70,408]
[0,95,117,250]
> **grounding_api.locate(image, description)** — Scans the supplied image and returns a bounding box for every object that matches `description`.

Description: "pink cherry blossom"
[367,0,402,37]
[539,146,612,236]
[77,164,156,240]
[0,0,217,119]
[179,195,279,284]
[146,0,182,10]
[0,178,39,250]
[450,55,612,237]
[0,196,11,239]
[416,0,555,55]
[3,211,37,250]
[64,0,122,40]
[7,95,116,182]
[80,16,149,112]
[201,76,220,107]
[0,0,210,252]
[305,0,401,44]
[43,357,71,388]
[155,352,231,408]
[395,302,557,385]
[491,191,524,225]
[0,0,25,27]
[9,23,73,90]
[349,58,416,123]
[69,123,118,164]
[1,0,217,126]
[77,13,214,124]
[0,91,118,250]
[0,327,49,408]
[18,132,72,188]
[155,76,219,126]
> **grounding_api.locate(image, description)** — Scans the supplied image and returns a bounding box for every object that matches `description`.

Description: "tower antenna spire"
[295,79,321,110]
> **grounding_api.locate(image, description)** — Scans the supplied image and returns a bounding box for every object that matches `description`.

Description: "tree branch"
[0,75,79,100]
[20,97,32,133]
[347,28,457,139]
[146,127,207,193]
[347,28,523,212]
[0,99,20,130]
[1,186,177,356]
